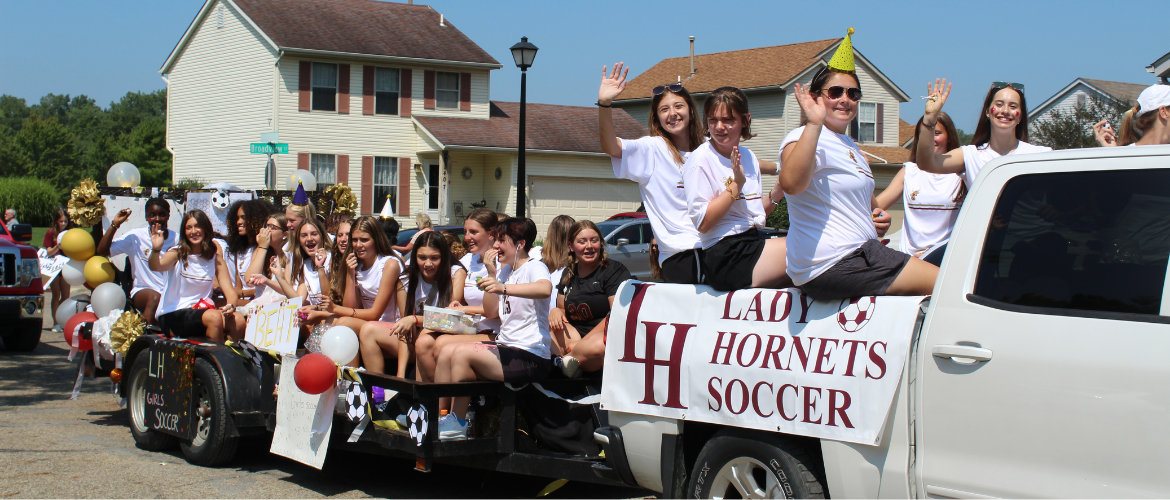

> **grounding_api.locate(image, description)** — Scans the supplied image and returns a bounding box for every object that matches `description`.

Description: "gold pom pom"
[109,310,146,356]
[67,178,106,227]
[320,184,358,216]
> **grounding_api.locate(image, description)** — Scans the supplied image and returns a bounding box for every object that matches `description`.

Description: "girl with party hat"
[780,28,938,300]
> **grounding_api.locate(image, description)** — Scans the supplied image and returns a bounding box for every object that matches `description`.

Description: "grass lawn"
[30,227,49,248]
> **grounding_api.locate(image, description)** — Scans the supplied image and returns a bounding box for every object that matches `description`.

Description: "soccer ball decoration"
[837,296,876,332]
[345,381,368,422]
[407,405,428,446]
[211,189,231,210]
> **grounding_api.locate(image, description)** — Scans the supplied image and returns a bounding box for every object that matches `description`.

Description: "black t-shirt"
[557,260,632,332]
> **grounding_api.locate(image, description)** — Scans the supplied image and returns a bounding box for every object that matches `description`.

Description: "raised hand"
[483,248,499,276]
[924,79,952,119]
[269,257,284,278]
[150,223,166,251]
[599,62,629,106]
[257,226,272,249]
[345,252,359,272]
[793,83,826,127]
[113,209,131,226]
[314,247,328,267]
[730,147,747,195]
[1094,120,1117,147]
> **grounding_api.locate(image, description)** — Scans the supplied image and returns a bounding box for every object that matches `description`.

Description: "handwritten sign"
[244,297,302,354]
[271,354,334,469]
[38,249,69,289]
[144,341,194,440]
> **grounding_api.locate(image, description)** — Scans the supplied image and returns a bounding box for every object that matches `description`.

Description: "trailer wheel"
[180,357,239,466]
[687,430,824,499]
[128,352,178,451]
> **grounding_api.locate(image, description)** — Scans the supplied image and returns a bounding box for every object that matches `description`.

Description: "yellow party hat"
[827,27,856,72]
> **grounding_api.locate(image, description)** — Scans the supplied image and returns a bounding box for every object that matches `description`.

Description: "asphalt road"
[0,293,651,499]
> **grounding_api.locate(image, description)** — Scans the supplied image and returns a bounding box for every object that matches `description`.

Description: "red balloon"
[64,312,98,351]
[293,353,336,395]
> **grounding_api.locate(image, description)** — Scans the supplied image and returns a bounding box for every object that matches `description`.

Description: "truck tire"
[181,357,239,466]
[128,352,179,451]
[2,320,41,352]
[688,430,825,499]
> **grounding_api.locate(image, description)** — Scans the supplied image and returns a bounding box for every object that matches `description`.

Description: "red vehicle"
[605,211,647,221]
[0,223,44,351]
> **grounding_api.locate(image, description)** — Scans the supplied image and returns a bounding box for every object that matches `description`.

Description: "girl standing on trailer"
[434,218,553,441]
[683,86,790,291]
[780,28,937,301]
[150,210,242,341]
[874,112,965,263]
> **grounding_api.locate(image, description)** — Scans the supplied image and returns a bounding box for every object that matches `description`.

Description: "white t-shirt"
[960,141,1052,188]
[403,264,463,314]
[225,246,255,293]
[612,136,701,263]
[110,227,178,297]
[156,252,217,316]
[496,259,552,358]
[900,162,964,255]
[528,246,562,312]
[779,126,878,285]
[300,252,331,296]
[683,141,765,249]
[461,253,502,333]
[355,254,400,322]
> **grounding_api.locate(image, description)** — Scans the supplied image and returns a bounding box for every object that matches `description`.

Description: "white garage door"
[528,177,642,238]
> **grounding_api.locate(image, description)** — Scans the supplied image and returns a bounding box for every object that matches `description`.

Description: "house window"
[436,72,459,109]
[373,157,397,215]
[857,102,877,143]
[375,68,400,115]
[311,62,337,112]
[310,154,336,189]
[1077,94,1087,107]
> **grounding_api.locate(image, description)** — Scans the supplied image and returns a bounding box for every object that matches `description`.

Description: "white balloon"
[106,161,141,188]
[61,259,87,286]
[91,282,127,318]
[54,294,90,326]
[285,170,317,191]
[320,325,359,364]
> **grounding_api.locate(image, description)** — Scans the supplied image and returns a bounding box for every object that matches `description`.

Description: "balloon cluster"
[292,326,358,395]
[55,229,127,350]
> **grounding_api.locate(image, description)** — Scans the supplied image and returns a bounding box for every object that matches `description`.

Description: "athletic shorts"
[661,248,705,284]
[702,229,765,292]
[797,239,910,301]
[158,308,212,338]
[496,343,552,384]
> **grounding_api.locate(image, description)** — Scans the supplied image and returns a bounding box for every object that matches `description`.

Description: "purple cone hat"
[292,181,309,206]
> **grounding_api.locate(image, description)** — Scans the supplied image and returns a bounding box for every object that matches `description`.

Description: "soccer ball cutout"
[210,189,230,210]
[838,296,876,332]
[345,381,368,422]
[407,405,428,446]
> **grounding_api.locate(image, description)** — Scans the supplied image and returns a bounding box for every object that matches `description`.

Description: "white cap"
[1137,84,1170,116]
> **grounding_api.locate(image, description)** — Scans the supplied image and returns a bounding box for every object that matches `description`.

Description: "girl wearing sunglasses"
[780,65,938,301]
[683,87,791,291]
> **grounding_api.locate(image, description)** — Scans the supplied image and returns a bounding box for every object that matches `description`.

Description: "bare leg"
[436,342,505,420]
[132,289,162,325]
[414,331,443,382]
[431,333,492,412]
[202,309,226,341]
[752,237,794,289]
[397,333,410,378]
[50,275,67,324]
[567,320,607,372]
[884,258,939,296]
[357,321,400,373]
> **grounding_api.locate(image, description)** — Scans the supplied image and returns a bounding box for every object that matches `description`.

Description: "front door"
[427,163,441,222]
[917,161,1170,497]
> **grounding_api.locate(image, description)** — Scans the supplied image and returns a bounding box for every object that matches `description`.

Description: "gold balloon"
[83,256,116,286]
[60,228,96,261]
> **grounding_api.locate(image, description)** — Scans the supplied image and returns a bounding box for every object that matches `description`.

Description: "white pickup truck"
[596,145,1170,498]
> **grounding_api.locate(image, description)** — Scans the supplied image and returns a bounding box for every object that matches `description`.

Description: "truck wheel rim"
[130,368,149,433]
[191,380,211,447]
[710,457,782,499]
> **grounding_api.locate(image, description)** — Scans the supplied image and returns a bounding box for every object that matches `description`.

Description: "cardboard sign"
[271,354,335,469]
[244,297,303,354]
[38,249,69,287]
[602,282,924,446]
[144,341,195,440]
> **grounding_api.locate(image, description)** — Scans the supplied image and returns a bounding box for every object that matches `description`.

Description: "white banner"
[602,282,924,445]
[244,297,303,354]
[38,249,69,288]
[271,354,334,469]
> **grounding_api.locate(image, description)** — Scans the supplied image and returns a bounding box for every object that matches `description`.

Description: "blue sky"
[2,0,1167,133]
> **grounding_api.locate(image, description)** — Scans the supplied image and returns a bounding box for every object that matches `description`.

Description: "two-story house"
[613,37,914,231]
[161,0,644,237]
[1030,78,1146,125]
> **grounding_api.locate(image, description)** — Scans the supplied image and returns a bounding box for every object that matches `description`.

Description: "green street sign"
[250,143,288,154]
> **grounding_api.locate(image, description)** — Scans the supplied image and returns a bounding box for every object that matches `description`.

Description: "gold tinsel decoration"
[67,178,106,227]
[109,310,146,356]
[320,184,358,216]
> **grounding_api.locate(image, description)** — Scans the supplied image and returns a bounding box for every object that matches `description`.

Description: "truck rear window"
[973,168,1170,316]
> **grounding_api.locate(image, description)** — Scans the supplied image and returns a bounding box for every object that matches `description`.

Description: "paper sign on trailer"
[244,297,303,354]
[271,354,335,469]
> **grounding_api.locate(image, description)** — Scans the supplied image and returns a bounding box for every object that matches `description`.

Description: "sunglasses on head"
[991,81,1025,94]
[818,85,862,102]
[652,84,685,96]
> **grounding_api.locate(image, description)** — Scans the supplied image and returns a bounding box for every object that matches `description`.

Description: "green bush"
[0,177,62,226]
[766,198,789,230]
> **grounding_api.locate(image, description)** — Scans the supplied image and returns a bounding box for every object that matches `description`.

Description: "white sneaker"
[438,413,468,441]
[51,324,63,333]
[561,355,581,379]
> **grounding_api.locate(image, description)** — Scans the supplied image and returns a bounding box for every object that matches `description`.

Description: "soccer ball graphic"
[345,381,368,422]
[210,189,230,210]
[837,296,876,332]
[407,405,428,446]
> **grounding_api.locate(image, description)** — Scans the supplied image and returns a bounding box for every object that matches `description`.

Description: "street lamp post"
[509,37,538,218]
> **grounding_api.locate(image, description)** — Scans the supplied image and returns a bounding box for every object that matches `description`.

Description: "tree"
[117,116,172,187]
[766,198,789,230]
[0,95,30,133]
[955,128,973,146]
[1030,95,1132,150]
[4,116,79,192]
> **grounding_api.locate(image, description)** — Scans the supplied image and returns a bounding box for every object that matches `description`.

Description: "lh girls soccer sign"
[601,282,923,445]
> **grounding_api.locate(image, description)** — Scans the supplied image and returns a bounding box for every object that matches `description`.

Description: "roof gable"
[1030,78,1145,119]
[414,102,645,154]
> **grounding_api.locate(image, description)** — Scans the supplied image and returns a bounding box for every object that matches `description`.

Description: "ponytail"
[1118,104,1159,146]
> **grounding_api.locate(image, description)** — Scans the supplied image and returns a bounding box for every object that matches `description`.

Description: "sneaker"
[438,413,468,441]
[560,355,581,379]
[51,324,63,333]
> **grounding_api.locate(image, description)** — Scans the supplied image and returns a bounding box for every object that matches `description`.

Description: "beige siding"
[410,70,491,120]
[854,60,902,148]
[618,103,651,129]
[167,0,277,187]
[1032,83,1097,123]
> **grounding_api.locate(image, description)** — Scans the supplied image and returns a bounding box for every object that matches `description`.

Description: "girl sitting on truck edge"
[359,231,465,379]
[327,216,354,303]
[1095,84,1170,147]
[534,214,575,317]
[684,86,791,291]
[780,28,937,301]
[551,220,631,377]
[434,218,553,441]
[874,112,965,265]
[245,212,295,305]
[224,199,273,307]
[150,210,242,341]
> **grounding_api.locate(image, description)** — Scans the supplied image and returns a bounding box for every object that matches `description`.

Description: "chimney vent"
[440,14,445,27]
[689,36,695,78]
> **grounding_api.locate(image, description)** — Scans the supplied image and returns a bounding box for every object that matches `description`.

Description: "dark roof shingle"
[233,0,499,65]
[860,145,911,165]
[415,102,646,153]
[1082,78,1147,104]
